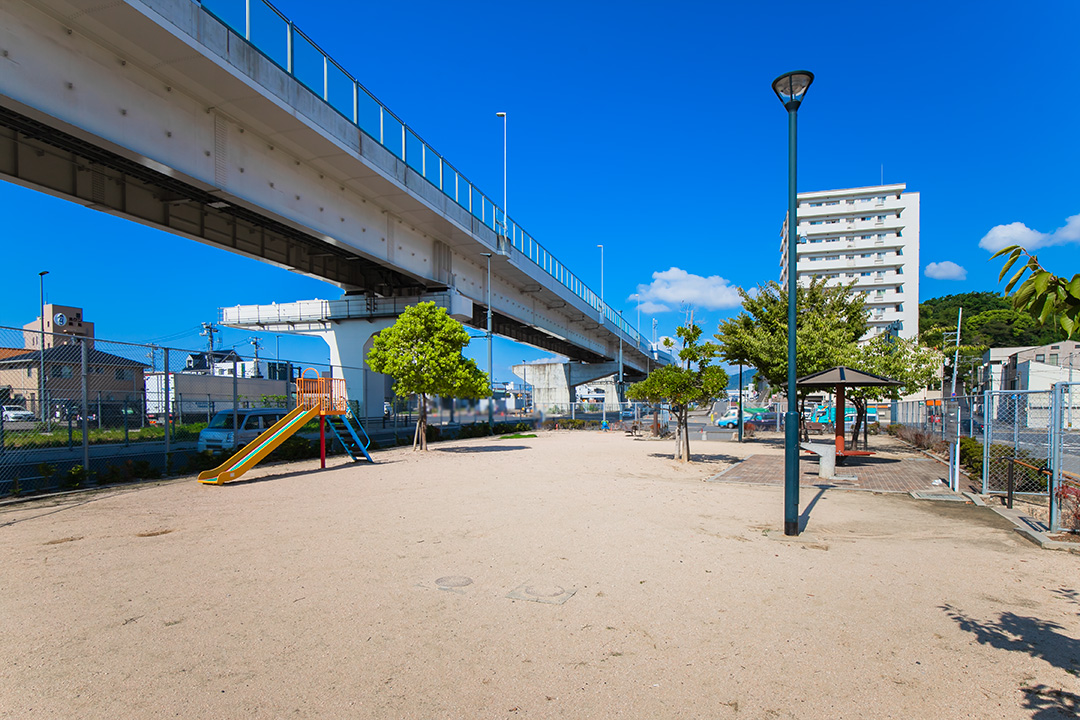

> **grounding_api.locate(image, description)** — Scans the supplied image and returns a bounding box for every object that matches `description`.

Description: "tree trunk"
[418,393,428,451]
[673,406,690,462]
[849,398,866,451]
[798,397,809,442]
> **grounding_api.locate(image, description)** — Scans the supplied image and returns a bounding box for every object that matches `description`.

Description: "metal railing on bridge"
[197,0,645,350]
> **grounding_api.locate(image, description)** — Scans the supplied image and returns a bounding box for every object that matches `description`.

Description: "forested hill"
[919,291,1066,348]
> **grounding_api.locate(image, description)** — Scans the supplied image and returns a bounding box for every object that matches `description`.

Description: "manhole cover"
[435,576,473,588]
[507,582,576,605]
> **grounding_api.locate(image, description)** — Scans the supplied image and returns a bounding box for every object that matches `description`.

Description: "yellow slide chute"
[197,405,320,485]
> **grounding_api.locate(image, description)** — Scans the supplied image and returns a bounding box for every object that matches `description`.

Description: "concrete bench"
[800,442,857,481]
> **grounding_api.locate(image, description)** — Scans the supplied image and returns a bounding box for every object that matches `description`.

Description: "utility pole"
[249,337,263,378]
[200,322,219,371]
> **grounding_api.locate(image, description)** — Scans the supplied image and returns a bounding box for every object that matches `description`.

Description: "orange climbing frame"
[296,369,348,415]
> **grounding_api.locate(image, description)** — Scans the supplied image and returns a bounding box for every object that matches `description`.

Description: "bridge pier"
[219,292,475,419]
[511,361,626,413]
[295,319,396,420]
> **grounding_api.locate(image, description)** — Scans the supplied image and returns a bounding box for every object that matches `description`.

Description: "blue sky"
[2,0,1078,380]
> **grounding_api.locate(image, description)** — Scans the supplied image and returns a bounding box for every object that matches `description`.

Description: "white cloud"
[979,213,1080,252]
[630,267,742,313]
[924,261,967,281]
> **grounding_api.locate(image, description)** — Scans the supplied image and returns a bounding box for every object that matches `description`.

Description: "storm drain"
[506,583,576,605]
[909,491,968,502]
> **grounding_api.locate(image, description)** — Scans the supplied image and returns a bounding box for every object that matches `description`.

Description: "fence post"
[1007,458,1015,509]
[81,339,89,475]
[1049,382,1064,533]
[982,390,991,494]
[163,350,170,458]
[232,360,239,448]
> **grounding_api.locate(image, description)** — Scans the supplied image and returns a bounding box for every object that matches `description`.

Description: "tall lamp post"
[482,252,494,431]
[772,70,814,537]
[38,270,49,421]
[496,112,507,235]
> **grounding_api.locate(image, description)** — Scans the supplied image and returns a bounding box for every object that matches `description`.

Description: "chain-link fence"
[0,324,515,498]
[893,384,1080,532]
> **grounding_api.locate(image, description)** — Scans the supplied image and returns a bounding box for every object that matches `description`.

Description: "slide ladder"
[197,405,320,485]
[325,408,374,463]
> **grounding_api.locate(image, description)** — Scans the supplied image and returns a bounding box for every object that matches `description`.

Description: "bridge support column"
[511,361,623,414]
[295,319,397,419]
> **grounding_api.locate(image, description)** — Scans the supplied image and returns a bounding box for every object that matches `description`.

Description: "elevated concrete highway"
[0,0,670,413]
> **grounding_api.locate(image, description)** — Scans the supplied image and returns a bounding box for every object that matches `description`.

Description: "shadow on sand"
[436,445,530,454]
[647,452,743,465]
[941,601,1080,718]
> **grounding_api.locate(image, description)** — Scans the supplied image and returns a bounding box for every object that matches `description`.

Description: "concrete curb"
[987,504,1080,555]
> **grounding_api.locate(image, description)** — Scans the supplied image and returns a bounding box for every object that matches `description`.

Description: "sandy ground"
[1,430,1078,719]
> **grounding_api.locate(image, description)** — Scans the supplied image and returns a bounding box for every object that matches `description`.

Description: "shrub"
[1056,483,1080,532]
[183,451,223,474]
[63,465,89,490]
[268,435,317,461]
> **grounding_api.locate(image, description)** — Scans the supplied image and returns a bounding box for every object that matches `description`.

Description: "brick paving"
[711,453,955,493]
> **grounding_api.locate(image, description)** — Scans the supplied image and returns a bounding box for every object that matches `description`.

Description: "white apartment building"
[780,183,920,340]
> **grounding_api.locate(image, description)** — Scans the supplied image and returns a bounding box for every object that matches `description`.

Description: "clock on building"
[53,313,68,327]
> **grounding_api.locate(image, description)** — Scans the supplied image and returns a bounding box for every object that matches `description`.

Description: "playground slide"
[197,405,321,485]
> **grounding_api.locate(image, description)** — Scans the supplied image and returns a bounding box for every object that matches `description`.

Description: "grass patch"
[498,433,537,440]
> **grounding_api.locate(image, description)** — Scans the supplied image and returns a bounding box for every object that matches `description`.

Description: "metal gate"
[983,383,1080,532]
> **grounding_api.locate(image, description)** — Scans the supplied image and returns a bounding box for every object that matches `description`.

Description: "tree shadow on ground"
[1019,685,1080,719]
[941,603,1080,718]
[647,452,742,465]
[435,445,530,453]
[1051,587,1080,613]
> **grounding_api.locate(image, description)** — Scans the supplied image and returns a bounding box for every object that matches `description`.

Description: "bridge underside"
[0,103,427,296]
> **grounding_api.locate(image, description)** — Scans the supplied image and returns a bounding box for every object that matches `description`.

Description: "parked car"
[752,410,784,427]
[2,405,34,422]
[714,409,760,428]
[197,408,289,453]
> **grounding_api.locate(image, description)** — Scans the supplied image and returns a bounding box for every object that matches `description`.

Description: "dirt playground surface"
[1,431,1078,719]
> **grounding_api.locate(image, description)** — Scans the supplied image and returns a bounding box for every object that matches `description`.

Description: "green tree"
[367,302,489,450]
[626,323,727,463]
[918,292,1010,343]
[992,246,1080,339]
[715,278,867,435]
[845,336,941,448]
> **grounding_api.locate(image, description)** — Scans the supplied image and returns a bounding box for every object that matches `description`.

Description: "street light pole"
[772,70,814,537]
[496,112,507,234]
[482,252,494,432]
[597,244,604,324]
[38,270,49,421]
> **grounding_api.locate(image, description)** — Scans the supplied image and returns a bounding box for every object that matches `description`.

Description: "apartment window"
[826,201,839,206]
[810,238,823,243]
[861,253,871,258]
[876,215,886,222]
[895,304,903,311]
[810,220,824,225]
[1035,354,1045,363]
[51,365,74,379]
[27,367,32,378]
[896,268,903,275]
[1051,345,1060,350]
[876,289,885,297]
[860,272,871,276]
[860,216,871,221]
[896,248,903,255]
[115,368,132,381]
[1049,354,1059,365]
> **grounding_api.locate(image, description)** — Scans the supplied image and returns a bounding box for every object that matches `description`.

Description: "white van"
[197,408,289,452]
